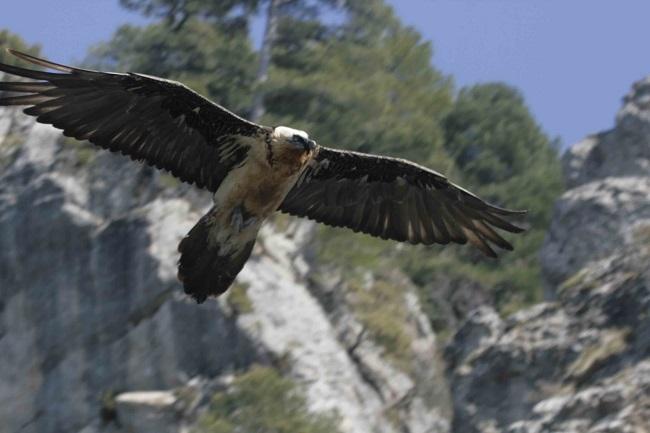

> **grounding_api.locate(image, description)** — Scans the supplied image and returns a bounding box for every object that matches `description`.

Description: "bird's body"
[0,50,526,303]
[215,126,313,223]
[177,126,317,301]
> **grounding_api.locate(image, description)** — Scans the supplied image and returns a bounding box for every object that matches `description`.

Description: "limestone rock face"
[447,245,650,433]
[0,106,449,433]
[540,177,650,286]
[562,77,650,190]
[542,77,650,287]
[0,112,257,433]
[446,77,650,433]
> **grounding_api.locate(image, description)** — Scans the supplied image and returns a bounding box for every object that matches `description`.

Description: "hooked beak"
[304,139,316,151]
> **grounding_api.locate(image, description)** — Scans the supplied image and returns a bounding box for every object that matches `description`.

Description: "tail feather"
[178,208,255,303]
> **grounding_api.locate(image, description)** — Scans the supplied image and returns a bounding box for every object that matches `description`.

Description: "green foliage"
[119,0,261,31]
[443,83,563,224]
[316,222,416,371]
[61,136,98,166]
[0,30,42,166]
[558,269,590,293]
[0,133,22,168]
[346,277,414,372]
[266,1,453,164]
[226,281,253,315]
[567,328,629,383]
[100,390,119,423]
[0,30,41,66]
[315,223,389,270]
[632,223,650,254]
[436,83,563,310]
[159,172,182,189]
[194,366,340,433]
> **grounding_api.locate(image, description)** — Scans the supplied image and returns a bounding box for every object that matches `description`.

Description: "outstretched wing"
[280,147,526,257]
[0,49,268,192]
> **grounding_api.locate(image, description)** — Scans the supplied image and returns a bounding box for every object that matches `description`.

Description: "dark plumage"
[177,207,256,303]
[281,148,525,257]
[0,50,263,191]
[0,49,526,302]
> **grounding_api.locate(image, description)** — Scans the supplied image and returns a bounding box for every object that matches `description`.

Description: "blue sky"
[2,0,650,148]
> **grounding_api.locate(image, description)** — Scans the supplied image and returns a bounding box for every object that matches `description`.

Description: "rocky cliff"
[541,77,650,287]
[444,77,650,432]
[0,101,449,433]
[3,74,650,433]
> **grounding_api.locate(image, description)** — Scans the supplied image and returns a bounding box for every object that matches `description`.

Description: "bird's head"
[272,126,317,153]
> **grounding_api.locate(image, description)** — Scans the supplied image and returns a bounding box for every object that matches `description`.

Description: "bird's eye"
[292,134,306,144]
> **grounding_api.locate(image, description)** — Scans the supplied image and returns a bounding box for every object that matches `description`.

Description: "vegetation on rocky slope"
[344,275,415,371]
[194,366,340,433]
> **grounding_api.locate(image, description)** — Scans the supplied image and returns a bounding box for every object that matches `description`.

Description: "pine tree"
[443,83,562,227]
[196,366,340,433]
[266,0,453,163]
[118,0,262,31]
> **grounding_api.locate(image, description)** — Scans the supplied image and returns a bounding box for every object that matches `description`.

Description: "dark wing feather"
[280,147,526,257]
[0,49,269,192]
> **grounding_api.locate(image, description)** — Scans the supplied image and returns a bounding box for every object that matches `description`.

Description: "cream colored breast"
[213,152,307,221]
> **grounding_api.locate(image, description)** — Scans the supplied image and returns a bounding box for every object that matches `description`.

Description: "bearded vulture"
[0,50,526,303]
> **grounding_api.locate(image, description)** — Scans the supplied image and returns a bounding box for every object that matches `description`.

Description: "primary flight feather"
[0,49,526,303]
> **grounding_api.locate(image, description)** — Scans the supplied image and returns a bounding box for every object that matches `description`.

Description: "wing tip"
[495,220,526,234]
[490,205,528,216]
[6,48,32,63]
[509,225,526,234]
[6,48,74,73]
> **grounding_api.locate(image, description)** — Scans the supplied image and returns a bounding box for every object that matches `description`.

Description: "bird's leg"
[231,206,244,232]
[230,205,258,233]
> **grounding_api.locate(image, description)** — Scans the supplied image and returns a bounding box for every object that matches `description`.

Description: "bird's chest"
[214,151,306,221]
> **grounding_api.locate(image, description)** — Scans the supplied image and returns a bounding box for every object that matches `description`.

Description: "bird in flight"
[0,50,525,303]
